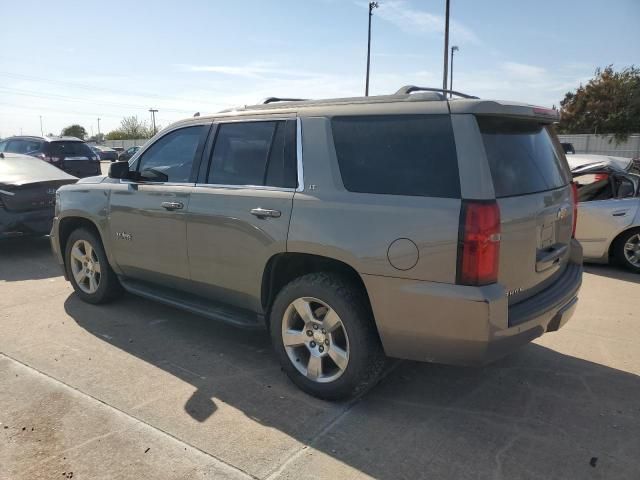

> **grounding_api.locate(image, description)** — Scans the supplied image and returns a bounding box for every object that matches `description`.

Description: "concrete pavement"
[1,236,639,479]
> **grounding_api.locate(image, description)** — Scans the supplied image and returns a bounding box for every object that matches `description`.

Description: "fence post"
[585,135,590,154]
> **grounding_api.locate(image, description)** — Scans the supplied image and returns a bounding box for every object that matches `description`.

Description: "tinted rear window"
[331,115,460,198]
[478,117,570,197]
[48,141,95,157]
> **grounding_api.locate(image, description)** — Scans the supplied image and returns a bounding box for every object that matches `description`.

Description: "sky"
[1,0,638,137]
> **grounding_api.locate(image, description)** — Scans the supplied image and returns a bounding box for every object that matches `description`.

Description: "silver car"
[572,155,640,272]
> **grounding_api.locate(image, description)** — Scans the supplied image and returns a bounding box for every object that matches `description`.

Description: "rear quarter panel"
[287,116,460,283]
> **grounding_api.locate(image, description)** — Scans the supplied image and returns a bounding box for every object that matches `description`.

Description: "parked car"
[1,152,77,238]
[567,153,640,174]
[0,136,101,178]
[51,87,582,399]
[112,147,125,153]
[572,159,640,272]
[91,145,118,162]
[118,146,141,161]
[561,142,576,154]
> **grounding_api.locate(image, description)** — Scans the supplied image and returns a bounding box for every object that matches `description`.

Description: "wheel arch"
[58,215,105,267]
[261,252,375,326]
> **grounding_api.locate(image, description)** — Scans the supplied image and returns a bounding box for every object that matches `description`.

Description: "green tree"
[61,124,87,139]
[558,65,640,142]
[105,116,156,140]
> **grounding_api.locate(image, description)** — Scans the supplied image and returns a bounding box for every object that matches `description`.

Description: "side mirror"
[109,161,131,179]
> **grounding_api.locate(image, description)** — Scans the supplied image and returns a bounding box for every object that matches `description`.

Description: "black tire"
[612,228,640,274]
[269,272,386,400]
[64,228,123,304]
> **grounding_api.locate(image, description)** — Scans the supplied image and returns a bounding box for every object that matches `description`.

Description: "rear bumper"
[0,208,55,238]
[363,240,583,365]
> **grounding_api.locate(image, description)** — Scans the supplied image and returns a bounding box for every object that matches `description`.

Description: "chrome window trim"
[193,183,296,192]
[193,116,305,193]
[118,179,195,187]
[296,116,304,192]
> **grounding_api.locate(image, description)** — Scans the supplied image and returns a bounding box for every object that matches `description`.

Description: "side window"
[331,115,460,198]
[136,126,205,183]
[0,140,6,152]
[7,139,42,154]
[207,120,297,188]
[6,140,26,153]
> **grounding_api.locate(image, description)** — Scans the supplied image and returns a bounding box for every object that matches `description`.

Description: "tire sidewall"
[615,229,640,273]
[64,228,114,303]
[269,274,379,400]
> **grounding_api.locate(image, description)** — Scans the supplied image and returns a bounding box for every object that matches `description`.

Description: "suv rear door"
[186,117,298,312]
[108,124,209,289]
[476,117,575,305]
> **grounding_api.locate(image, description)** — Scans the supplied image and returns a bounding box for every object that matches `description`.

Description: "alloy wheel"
[623,233,640,267]
[281,297,350,383]
[69,239,101,294]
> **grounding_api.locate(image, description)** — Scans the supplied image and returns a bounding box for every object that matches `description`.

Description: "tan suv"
[50,86,583,399]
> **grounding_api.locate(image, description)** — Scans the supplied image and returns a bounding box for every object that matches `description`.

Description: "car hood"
[567,154,632,172]
[0,152,77,186]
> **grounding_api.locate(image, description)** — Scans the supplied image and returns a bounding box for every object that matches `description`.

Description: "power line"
[0,71,206,104]
[0,86,198,114]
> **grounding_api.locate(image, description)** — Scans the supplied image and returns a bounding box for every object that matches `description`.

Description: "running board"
[119,277,264,330]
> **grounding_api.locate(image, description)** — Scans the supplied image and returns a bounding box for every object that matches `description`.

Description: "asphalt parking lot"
[1,232,639,479]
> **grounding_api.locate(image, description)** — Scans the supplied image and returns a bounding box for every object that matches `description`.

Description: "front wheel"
[269,272,386,400]
[613,228,640,273]
[65,228,123,304]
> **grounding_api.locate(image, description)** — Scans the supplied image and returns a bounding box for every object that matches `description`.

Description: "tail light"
[457,201,501,286]
[34,153,58,163]
[571,182,578,238]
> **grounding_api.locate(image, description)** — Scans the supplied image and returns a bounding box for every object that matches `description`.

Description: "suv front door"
[108,124,210,288]
[187,118,299,312]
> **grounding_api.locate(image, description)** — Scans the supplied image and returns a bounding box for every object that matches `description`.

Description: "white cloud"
[374,0,479,44]
[173,62,318,79]
[501,62,546,79]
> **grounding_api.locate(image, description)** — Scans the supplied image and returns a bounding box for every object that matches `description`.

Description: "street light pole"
[365,1,379,96]
[97,118,101,137]
[149,109,158,136]
[442,0,450,91]
[39,115,44,136]
[449,45,458,97]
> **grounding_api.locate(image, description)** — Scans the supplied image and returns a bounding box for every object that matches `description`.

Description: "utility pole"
[449,45,459,97]
[442,0,451,91]
[97,118,101,137]
[39,115,44,136]
[365,1,379,96]
[149,108,158,136]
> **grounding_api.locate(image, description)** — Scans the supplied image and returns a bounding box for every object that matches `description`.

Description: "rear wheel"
[65,228,123,303]
[269,272,385,400]
[613,228,640,273]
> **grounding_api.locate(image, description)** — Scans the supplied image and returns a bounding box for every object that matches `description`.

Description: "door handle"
[612,211,627,217]
[250,207,281,218]
[161,201,184,210]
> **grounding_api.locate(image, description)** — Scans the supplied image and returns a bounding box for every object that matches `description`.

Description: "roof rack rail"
[395,85,478,99]
[262,97,309,104]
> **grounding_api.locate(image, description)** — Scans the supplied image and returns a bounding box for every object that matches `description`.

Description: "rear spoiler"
[449,99,560,123]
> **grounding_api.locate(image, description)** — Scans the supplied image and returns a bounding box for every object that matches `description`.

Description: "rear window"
[331,115,460,198]
[48,141,95,157]
[478,117,570,198]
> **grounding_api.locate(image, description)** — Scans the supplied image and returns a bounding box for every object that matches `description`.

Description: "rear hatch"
[46,141,100,178]
[477,116,574,305]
